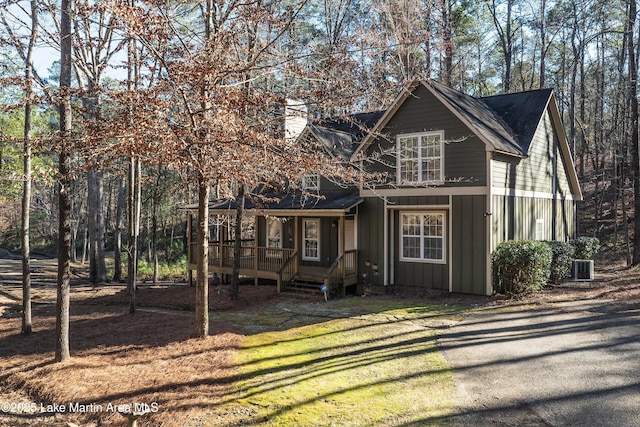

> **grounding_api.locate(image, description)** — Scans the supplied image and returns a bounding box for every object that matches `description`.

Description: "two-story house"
[184,79,582,296]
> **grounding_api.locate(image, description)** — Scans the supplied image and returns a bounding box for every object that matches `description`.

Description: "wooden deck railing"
[323,249,358,295]
[276,251,298,292]
[189,242,356,293]
[190,242,293,271]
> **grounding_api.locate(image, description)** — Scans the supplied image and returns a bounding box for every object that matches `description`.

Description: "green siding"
[357,198,386,285]
[319,176,352,192]
[387,195,450,292]
[492,108,576,196]
[299,216,339,268]
[364,84,487,187]
[451,195,487,295]
[492,195,576,246]
[387,195,449,206]
[490,106,578,250]
[392,211,449,291]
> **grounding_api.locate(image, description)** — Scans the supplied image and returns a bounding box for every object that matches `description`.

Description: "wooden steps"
[281,278,325,300]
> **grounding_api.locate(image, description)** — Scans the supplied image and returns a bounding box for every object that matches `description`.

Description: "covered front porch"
[184,190,362,295]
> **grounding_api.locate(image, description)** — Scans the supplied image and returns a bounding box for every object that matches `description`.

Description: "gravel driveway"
[438,299,640,426]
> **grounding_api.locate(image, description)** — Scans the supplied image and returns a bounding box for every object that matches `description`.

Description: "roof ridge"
[480,87,553,100]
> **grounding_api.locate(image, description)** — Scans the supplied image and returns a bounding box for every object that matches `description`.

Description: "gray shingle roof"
[349,80,555,160]
[205,190,362,214]
[428,80,553,156]
[481,88,554,155]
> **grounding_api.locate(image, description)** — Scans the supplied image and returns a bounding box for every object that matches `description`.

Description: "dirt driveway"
[438,299,640,426]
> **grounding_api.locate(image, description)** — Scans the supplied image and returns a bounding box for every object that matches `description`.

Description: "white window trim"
[396,131,445,186]
[399,211,446,264]
[302,173,320,191]
[302,218,321,261]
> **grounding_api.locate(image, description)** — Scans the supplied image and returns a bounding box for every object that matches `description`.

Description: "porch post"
[293,217,299,275]
[217,219,221,267]
[338,216,344,255]
[254,216,259,285]
[219,219,225,283]
[338,216,345,296]
[187,212,193,287]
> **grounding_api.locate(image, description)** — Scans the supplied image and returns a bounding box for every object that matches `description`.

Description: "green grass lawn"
[208,300,458,426]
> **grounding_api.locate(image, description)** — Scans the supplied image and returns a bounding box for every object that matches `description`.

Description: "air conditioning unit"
[572,260,594,281]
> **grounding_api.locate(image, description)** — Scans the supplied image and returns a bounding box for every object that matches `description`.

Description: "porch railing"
[190,242,355,294]
[276,251,298,292]
[190,242,293,270]
[323,249,357,295]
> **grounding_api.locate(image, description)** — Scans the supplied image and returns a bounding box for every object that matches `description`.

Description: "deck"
[188,242,357,293]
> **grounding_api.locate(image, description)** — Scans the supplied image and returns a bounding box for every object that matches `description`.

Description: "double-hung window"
[400,212,446,263]
[398,131,444,185]
[302,219,320,261]
[302,173,319,191]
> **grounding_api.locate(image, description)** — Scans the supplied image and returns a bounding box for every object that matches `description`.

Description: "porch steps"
[281,281,325,300]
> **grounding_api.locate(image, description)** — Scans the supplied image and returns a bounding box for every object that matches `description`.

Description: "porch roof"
[184,190,363,217]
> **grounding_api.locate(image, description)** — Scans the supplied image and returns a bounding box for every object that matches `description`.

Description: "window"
[398,131,444,185]
[266,217,283,258]
[302,174,319,190]
[400,212,445,262]
[303,219,320,261]
[535,219,544,241]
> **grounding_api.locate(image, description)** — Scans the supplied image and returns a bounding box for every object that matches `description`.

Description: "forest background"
[1,0,639,294]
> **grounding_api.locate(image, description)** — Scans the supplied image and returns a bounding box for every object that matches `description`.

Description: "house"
[184,80,582,296]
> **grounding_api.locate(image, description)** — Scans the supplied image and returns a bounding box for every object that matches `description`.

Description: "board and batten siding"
[492,195,576,246]
[492,108,573,195]
[390,209,449,293]
[451,195,487,295]
[490,106,577,248]
[389,195,449,292]
[357,197,386,287]
[298,216,339,268]
[364,84,487,187]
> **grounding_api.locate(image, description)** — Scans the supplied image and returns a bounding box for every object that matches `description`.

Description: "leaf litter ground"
[0,257,639,426]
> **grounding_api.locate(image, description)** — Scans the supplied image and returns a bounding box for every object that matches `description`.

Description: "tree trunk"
[230,184,245,300]
[113,175,125,282]
[21,0,38,336]
[152,198,158,284]
[56,0,72,363]
[194,176,210,337]
[628,0,640,265]
[440,0,453,87]
[127,157,141,313]
[538,0,547,87]
[87,168,107,284]
[151,165,162,283]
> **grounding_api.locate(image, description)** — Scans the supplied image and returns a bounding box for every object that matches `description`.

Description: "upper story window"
[302,173,320,190]
[397,131,444,185]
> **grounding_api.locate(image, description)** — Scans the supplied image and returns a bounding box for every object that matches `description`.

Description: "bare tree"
[56,0,73,363]
[486,0,518,92]
[626,0,640,264]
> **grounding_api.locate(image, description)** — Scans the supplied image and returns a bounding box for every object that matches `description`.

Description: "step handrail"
[322,253,344,280]
[277,250,298,275]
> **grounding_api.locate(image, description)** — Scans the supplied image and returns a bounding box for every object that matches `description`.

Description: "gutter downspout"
[486,151,494,296]
[383,196,389,287]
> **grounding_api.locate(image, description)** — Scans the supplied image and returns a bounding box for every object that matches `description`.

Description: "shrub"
[545,241,575,284]
[492,240,552,295]
[569,237,600,259]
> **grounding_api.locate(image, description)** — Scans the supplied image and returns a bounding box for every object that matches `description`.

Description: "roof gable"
[481,88,553,155]
[427,80,525,156]
[351,80,557,160]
